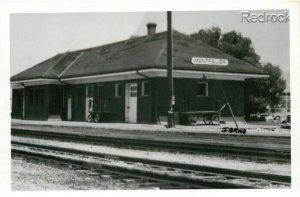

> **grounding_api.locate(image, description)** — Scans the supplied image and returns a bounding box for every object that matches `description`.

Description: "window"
[115,84,122,98]
[130,84,137,97]
[87,86,94,97]
[196,82,208,96]
[141,81,149,96]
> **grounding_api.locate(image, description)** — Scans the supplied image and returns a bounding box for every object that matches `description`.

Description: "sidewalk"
[11,119,290,137]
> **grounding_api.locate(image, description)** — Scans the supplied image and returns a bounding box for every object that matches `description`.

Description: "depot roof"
[11,30,266,82]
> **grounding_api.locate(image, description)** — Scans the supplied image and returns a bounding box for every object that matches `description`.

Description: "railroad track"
[11,129,290,164]
[11,139,290,189]
[12,153,195,189]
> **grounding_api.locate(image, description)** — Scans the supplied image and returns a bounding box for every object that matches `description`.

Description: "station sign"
[191,57,229,66]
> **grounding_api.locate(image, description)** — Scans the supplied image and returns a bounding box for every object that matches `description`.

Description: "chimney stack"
[147,23,157,36]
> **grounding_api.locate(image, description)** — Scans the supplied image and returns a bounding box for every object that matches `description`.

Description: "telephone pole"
[167,11,175,128]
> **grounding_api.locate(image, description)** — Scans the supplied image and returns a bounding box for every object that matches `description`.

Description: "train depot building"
[11,23,268,124]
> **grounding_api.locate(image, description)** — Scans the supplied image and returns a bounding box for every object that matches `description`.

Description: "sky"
[10,10,290,91]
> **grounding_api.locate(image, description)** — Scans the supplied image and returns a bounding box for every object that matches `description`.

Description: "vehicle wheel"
[211,114,220,125]
[94,114,100,123]
[274,115,281,122]
[87,114,93,122]
[203,115,211,125]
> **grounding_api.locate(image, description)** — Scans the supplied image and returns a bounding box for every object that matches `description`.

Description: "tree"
[245,63,286,119]
[190,26,221,48]
[190,27,287,118]
[220,31,261,66]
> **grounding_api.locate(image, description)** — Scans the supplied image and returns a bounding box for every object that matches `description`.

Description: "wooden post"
[167,11,175,128]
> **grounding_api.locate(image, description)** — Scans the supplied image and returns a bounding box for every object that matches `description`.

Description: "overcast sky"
[10,10,290,91]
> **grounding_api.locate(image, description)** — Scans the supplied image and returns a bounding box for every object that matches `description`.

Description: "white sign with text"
[191,57,229,66]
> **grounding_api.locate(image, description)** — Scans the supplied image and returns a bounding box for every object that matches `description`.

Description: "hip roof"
[11,30,266,82]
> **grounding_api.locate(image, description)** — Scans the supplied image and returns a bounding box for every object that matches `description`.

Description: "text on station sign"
[191,57,229,66]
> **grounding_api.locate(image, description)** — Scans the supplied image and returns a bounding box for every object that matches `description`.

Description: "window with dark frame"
[87,86,94,97]
[115,84,122,98]
[196,82,208,96]
[141,81,149,96]
[130,85,137,97]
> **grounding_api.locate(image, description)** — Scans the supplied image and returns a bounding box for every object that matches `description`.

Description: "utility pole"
[167,11,175,128]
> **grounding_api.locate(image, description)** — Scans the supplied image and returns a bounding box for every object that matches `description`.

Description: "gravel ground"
[12,136,291,176]
[11,156,150,191]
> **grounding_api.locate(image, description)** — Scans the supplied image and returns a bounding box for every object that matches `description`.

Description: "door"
[125,83,138,123]
[85,86,94,121]
[67,97,72,120]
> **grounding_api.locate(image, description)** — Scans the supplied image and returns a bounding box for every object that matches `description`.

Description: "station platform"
[11,119,291,157]
[11,118,290,138]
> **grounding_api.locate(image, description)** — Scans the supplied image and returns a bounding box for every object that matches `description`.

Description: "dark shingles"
[11,30,266,82]
[11,54,64,81]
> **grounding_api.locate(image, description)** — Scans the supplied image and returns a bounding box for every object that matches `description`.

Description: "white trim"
[60,68,268,84]
[67,97,72,121]
[11,68,269,86]
[85,85,94,121]
[42,54,67,78]
[11,84,24,89]
[140,68,269,78]
[58,52,84,78]
[115,83,122,98]
[62,71,137,81]
[141,81,149,96]
[125,82,138,123]
[10,78,58,84]
[10,78,64,87]
[174,69,269,78]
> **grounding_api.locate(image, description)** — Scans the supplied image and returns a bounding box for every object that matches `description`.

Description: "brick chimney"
[147,23,157,35]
